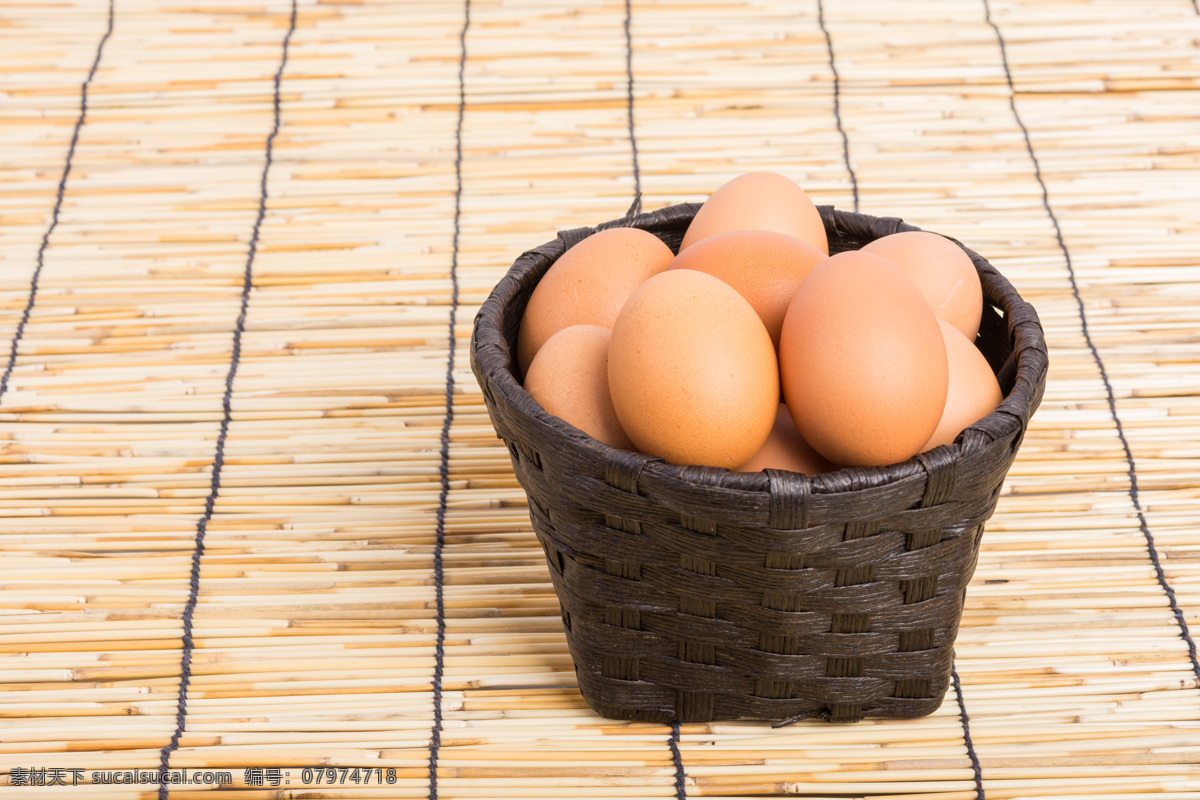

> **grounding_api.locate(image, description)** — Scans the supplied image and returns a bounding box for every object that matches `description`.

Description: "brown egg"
[517,227,674,374]
[680,172,828,255]
[922,320,1003,451]
[523,325,635,451]
[860,230,983,339]
[738,404,837,475]
[608,269,778,469]
[779,251,948,467]
[667,230,826,351]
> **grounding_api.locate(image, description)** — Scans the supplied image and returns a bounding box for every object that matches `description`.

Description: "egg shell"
[680,172,829,255]
[517,227,674,374]
[779,251,949,467]
[523,325,636,451]
[922,320,1003,451]
[608,269,778,469]
[860,230,983,339]
[667,229,826,352]
[738,404,837,475]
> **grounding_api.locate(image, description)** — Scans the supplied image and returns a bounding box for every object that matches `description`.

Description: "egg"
[738,404,837,475]
[517,226,674,374]
[608,269,778,469]
[523,324,635,451]
[860,230,983,339]
[667,229,826,351]
[680,172,829,255]
[922,320,1003,451]
[779,251,948,467]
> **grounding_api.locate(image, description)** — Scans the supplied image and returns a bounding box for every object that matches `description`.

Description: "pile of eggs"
[518,172,1002,474]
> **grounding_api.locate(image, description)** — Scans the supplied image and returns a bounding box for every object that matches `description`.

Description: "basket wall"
[470,203,1048,724]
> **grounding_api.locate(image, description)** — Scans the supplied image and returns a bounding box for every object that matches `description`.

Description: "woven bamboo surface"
[1,0,1198,797]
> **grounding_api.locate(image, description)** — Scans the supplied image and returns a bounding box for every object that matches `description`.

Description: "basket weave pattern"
[471,203,1048,724]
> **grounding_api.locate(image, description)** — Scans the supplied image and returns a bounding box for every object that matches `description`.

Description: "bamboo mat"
[1,0,1199,796]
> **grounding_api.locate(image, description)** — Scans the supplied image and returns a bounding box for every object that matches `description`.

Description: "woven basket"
[470,202,1048,724]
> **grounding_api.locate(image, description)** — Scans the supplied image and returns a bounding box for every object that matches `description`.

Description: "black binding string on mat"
[816,3,985,791]
[428,2,469,798]
[983,0,1200,686]
[0,0,114,404]
[669,722,686,799]
[815,0,858,213]
[952,665,986,800]
[624,0,642,200]
[155,1,296,795]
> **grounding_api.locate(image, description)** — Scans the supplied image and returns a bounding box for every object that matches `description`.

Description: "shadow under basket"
[470,202,1049,725]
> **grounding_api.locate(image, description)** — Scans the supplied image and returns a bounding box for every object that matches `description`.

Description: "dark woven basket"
[470,202,1048,724]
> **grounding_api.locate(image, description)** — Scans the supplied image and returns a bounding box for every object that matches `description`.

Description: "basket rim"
[470,202,1049,505]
